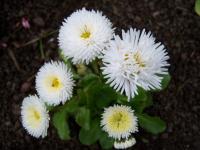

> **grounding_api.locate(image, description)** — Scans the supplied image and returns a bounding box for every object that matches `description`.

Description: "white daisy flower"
[114,137,136,149]
[21,95,49,138]
[101,105,138,140]
[58,8,113,64]
[36,61,74,105]
[102,28,170,100]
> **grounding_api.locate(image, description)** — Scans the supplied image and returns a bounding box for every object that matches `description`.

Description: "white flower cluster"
[58,8,169,100]
[20,8,170,149]
[21,61,74,138]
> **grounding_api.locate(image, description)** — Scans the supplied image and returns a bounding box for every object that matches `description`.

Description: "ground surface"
[1,0,200,149]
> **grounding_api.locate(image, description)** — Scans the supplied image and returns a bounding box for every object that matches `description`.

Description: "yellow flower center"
[81,25,91,39]
[45,76,63,92]
[33,110,41,120]
[133,52,145,67]
[27,107,42,128]
[81,31,91,39]
[51,78,60,88]
[108,110,132,133]
[124,51,145,68]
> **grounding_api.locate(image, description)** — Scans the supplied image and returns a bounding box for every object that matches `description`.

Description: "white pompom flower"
[114,137,136,149]
[102,28,170,100]
[101,105,138,140]
[21,95,49,138]
[58,8,114,64]
[36,61,74,106]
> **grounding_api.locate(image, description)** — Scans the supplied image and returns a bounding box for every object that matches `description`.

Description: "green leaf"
[99,131,114,149]
[79,73,99,87]
[77,89,87,106]
[137,113,166,134]
[79,119,101,145]
[52,109,70,140]
[83,79,116,109]
[161,74,171,90]
[65,99,79,114]
[75,107,90,130]
[152,74,171,92]
[116,93,129,105]
[131,89,153,113]
[134,87,147,101]
[84,80,102,108]
[45,104,54,111]
[95,85,117,109]
[116,88,153,113]
[79,75,115,110]
[195,0,200,16]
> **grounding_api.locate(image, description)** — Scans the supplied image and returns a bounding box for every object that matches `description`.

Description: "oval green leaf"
[99,131,114,149]
[79,119,101,145]
[137,113,166,134]
[75,107,90,130]
[52,109,70,140]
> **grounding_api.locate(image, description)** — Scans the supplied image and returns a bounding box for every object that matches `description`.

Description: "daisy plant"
[20,8,171,149]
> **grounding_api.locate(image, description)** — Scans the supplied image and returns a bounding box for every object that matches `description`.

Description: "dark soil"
[1,0,200,149]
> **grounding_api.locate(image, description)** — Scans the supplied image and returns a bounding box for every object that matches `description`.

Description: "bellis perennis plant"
[20,8,171,149]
